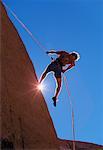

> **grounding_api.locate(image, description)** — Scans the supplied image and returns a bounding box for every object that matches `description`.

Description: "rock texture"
[59,140,103,150]
[0,1,58,149]
[0,1,103,150]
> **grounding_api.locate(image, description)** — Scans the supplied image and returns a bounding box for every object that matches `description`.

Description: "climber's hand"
[62,70,66,73]
[46,51,49,54]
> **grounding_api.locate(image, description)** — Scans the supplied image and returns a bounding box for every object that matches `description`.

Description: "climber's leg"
[52,75,62,107]
[39,70,47,83]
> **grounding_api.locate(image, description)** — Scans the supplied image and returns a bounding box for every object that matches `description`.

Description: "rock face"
[0,1,58,149]
[59,140,103,150]
[0,1,103,150]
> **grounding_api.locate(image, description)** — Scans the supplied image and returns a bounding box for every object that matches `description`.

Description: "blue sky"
[3,0,103,145]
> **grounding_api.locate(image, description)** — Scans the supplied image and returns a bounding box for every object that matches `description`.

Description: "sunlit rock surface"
[0,1,103,150]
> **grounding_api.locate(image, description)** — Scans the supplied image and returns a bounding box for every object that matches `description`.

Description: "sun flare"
[37,83,45,91]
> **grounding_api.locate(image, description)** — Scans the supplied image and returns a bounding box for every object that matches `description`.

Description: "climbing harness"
[3,2,76,150]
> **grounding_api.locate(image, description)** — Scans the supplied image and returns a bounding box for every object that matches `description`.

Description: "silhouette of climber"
[39,50,80,107]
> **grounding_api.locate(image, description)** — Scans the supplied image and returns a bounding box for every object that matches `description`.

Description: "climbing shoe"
[52,97,57,107]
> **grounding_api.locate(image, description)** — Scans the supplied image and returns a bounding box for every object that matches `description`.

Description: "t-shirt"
[57,52,72,66]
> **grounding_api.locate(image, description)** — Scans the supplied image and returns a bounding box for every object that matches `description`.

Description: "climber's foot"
[52,97,57,107]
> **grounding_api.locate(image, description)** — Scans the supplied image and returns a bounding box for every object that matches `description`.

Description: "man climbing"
[39,50,80,107]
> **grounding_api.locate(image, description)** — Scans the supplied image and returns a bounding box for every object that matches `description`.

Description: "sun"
[37,83,45,91]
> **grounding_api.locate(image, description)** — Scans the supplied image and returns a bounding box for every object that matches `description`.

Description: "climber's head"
[70,51,80,61]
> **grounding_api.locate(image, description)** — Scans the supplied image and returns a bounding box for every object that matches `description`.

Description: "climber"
[39,50,80,107]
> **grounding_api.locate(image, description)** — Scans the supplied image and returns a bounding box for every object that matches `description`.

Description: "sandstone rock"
[0,1,103,150]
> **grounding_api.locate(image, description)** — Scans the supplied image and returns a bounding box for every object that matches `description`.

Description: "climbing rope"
[3,2,76,150]
[63,75,76,150]
[3,1,47,53]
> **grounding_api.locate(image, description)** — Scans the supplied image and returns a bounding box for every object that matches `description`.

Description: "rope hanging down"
[3,2,76,150]
[64,75,76,150]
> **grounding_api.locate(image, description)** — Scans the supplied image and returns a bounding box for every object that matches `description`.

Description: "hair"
[70,51,80,61]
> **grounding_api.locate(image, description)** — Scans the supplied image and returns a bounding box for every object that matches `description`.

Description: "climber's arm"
[62,63,75,73]
[46,50,57,54]
[46,50,69,55]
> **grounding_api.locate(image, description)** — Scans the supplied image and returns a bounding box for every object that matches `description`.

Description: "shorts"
[45,60,62,78]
